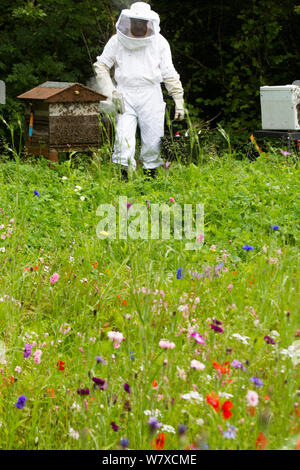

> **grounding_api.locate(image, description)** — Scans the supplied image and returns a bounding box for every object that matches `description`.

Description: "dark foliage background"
[0,0,300,139]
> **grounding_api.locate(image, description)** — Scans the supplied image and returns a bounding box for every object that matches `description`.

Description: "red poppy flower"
[206,392,220,412]
[213,361,230,375]
[151,432,166,450]
[56,361,65,371]
[222,400,233,419]
[152,379,158,389]
[256,432,268,450]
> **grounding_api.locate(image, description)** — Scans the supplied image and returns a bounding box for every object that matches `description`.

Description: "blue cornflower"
[178,424,188,435]
[176,267,184,279]
[16,395,27,409]
[119,438,129,448]
[95,356,105,364]
[250,376,263,387]
[33,190,40,197]
[148,416,162,431]
[231,359,246,371]
[270,225,279,230]
[242,245,254,251]
[129,351,135,360]
[223,424,237,440]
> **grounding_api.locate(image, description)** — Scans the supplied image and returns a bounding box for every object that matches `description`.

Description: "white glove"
[174,97,185,121]
[164,76,185,121]
[93,61,115,101]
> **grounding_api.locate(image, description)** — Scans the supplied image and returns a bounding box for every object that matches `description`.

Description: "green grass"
[0,150,299,450]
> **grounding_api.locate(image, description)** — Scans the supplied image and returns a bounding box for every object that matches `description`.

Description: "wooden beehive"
[18,81,107,162]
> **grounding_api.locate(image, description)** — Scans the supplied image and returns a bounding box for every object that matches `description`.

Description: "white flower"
[71,402,81,412]
[270,330,280,338]
[0,247,5,253]
[219,392,234,399]
[231,333,250,345]
[161,425,176,434]
[80,196,86,201]
[196,418,204,426]
[61,176,68,180]
[190,359,205,370]
[74,185,82,192]
[144,409,162,418]
[181,391,203,404]
[69,427,79,439]
[281,341,300,366]
[0,341,6,364]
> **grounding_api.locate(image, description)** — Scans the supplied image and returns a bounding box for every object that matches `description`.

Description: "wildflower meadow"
[0,146,299,451]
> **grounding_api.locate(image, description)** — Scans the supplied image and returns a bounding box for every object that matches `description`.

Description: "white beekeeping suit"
[93,2,185,175]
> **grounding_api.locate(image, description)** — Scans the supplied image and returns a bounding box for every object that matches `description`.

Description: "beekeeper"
[93,1,185,179]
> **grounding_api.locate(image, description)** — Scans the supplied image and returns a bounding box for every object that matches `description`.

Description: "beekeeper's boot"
[143,168,157,179]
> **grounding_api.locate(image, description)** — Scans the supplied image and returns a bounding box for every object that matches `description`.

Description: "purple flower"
[124,383,131,394]
[95,356,105,364]
[148,416,162,431]
[210,319,224,333]
[119,438,129,448]
[16,395,27,409]
[127,203,132,210]
[280,149,291,156]
[231,360,246,371]
[223,424,237,439]
[111,422,120,432]
[178,424,188,435]
[270,225,280,230]
[264,335,275,345]
[92,377,107,390]
[242,245,254,251]
[191,332,206,346]
[77,387,90,396]
[163,161,171,169]
[33,190,40,197]
[24,344,32,358]
[250,376,263,387]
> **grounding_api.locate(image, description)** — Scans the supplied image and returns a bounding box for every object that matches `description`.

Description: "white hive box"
[260,85,300,130]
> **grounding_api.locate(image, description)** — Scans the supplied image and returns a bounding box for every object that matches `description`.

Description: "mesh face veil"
[116,2,160,50]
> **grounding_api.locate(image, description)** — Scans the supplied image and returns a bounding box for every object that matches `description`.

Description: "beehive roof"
[17,82,106,102]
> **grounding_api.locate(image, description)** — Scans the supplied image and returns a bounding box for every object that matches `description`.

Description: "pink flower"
[190,332,206,345]
[50,273,59,284]
[159,340,175,350]
[190,359,205,370]
[34,350,42,364]
[169,197,175,203]
[227,284,234,292]
[15,366,22,373]
[246,390,259,407]
[108,331,124,348]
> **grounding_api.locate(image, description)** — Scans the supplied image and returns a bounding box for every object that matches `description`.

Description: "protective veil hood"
[116,2,160,50]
